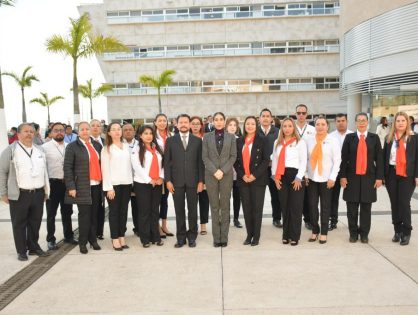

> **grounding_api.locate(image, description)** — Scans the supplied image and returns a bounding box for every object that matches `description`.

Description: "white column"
[347,93,362,131]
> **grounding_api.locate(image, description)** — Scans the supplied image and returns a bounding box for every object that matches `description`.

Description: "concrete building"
[339,0,418,129]
[79,0,344,124]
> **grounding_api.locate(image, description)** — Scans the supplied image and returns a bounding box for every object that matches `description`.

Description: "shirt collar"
[180,132,189,138]
[261,125,271,134]
[356,130,368,138]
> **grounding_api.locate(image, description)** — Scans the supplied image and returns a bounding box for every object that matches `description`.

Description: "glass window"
[202,44,214,50]
[130,11,141,16]
[226,7,238,12]
[107,11,118,17]
[166,46,177,51]
[118,11,129,16]
[213,44,225,49]
[227,43,239,49]
[189,8,200,14]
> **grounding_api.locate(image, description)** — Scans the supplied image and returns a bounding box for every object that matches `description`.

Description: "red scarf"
[243,136,255,176]
[356,134,367,175]
[395,133,407,177]
[160,130,167,147]
[147,145,160,180]
[275,137,297,180]
[86,141,102,181]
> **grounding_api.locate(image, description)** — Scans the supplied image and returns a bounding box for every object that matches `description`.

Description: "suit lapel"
[250,136,258,164]
[174,134,184,151]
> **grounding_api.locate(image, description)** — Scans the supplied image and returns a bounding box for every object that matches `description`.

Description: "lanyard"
[17,142,33,159]
[55,143,65,157]
[297,124,307,138]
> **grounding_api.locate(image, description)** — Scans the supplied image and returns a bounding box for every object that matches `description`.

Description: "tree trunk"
[0,67,9,152]
[90,98,93,120]
[21,87,27,122]
[47,106,50,125]
[72,59,80,121]
[0,67,4,110]
[158,88,162,114]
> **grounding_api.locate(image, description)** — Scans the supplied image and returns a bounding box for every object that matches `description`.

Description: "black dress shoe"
[18,253,28,261]
[234,219,243,228]
[305,222,313,230]
[243,237,252,245]
[290,240,298,246]
[251,241,259,246]
[47,241,58,250]
[28,249,50,257]
[328,222,337,231]
[143,243,151,248]
[400,235,410,246]
[97,235,104,240]
[156,241,164,246]
[272,220,282,228]
[221,242,227,247]
[214,242,221,247]
[174,242,184,248]
[113,245,123,251]
[89,242,101,250]
[63,238,78,245]
[360,237,369,244]
[79,245,88,254]
[188,240,196,248]
[392,233,401,242]
[349,236,358,243]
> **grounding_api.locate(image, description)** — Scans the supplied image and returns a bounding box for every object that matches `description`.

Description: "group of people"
[0,105,416,262]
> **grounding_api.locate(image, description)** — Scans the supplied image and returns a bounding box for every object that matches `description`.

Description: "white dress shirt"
[42,139,66,179]
[357,130,368,139]
[271,138,307,181]
[179,132,189,147]
[14,142,46,189]
[131,146,164,184]
[155,130,167,152]
[329,129,353,149]
[101,143,133,191]
[92,136,103,147]
[123,138,139,154]
[296,123,316,141]
[79,138,101,186]
[389,136,407,165]
[306,135,341,182]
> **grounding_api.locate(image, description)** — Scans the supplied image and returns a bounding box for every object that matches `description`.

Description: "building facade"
[79,0,344,124]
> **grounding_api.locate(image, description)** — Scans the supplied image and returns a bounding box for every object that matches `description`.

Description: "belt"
[50,178,64,182]
[20,188,44,193]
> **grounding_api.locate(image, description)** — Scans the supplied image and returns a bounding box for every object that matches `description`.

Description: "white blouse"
[101,143,133,191]
[131,145,164,184]
[271,138,307,181]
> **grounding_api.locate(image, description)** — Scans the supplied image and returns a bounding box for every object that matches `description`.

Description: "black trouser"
[308,180,332,235]
[46,179,73,242]
[107,184,131,239]
[131,192,138,233]
[278,168,305,241]
[172,185,198,243]
[9,189,44,254]
[96,185,105,237]
[346,202,372,238]
[303,189,311,223]
[198,190,209,224]
[385,166,415,236]
[134,182,162,244]
[159,184,169,219]
[330,175,341,224]
[268,167,281,221]
[232,180,241,220]
[77,185,101,246]
[240,183,266,243]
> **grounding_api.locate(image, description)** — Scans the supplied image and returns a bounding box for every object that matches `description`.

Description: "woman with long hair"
[376,116,389,148]
[234,116,269,246]
[383,112,418,246]
[190,116,210,235]
[271,118,307,246]
[131,125,165,247]
[154,113,174,238]
[101,122,133,250]
[225,117,243,228]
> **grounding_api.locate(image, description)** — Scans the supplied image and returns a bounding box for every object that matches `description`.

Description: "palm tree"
[30,92,64,124]
[2,66,39,122]
[78,79,112,120]
[139,69,176,114]
[0,0,15,6]
[45,13,127,122]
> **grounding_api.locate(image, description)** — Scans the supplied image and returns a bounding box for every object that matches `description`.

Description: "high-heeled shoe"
[290,240,299,246]
[89,242,101,250]
[308,235,318,242]
[282,239,289,244]
[143,243,151,248]
[319,237,327,244]
[161,228,174,237]
[121,245,129,249]
[112,240,122,251]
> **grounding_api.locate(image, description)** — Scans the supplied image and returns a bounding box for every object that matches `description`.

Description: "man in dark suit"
[256,108,282,228]
[204,115,214,133]
[340,112,384,243]
[165,114,204,248]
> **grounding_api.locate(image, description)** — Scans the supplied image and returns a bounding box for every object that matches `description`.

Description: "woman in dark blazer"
[64,121,103,254]
[383,112,418,246]
[234,116,269,246]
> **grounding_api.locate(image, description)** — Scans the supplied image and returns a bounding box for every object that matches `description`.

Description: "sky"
[0,0,106,129]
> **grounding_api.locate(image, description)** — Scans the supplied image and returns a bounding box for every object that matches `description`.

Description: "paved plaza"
[0,189,418,314]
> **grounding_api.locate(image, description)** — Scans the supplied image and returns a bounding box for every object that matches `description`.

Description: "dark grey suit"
[202,132,237,244]
[164,133,204,244]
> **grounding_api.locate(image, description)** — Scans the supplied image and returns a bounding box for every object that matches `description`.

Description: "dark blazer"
[234,135,269,187]
[257,125,279,157]
[202,132,237,176]
[164,133,204,188]
[204,123,214,133]
[64,137,102,205]
[383,134,418,178]
[340,132,384,203]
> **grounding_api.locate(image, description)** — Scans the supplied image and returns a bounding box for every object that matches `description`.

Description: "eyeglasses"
[191,123,202,126]
[296,112,307,116]
[52,129,65,133]
[356,119,368,123]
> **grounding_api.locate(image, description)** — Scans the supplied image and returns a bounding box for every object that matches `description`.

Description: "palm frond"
[139,75,159,88]
[45,35,73,57]
[30,97,47,106]
[94,83,113,97]
[0,0,15,7]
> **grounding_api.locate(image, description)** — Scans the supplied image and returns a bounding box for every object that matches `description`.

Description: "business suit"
[383,134,418,238]
[234,135,269,244]
[164,133,204,244]
[340,132,384,240]
[202,131,237,244]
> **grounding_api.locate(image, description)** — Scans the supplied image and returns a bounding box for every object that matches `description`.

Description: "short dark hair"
[11,127,17,132]
[32,123,40,131]
[314,115,329,126]
[355,112,368,121]
[50,122,64,131]
[177,114,191,122]
[17,123,34,133]
[295,104,308,112]
[259,108,272,117]
[65,125,73,130]
[335,113,347,120]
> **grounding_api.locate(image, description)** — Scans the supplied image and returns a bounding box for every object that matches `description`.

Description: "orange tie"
[275,137,297,180]
[356,134,367,175]
[147,146,160,180]
[395,133,407,177]
[310,134,327,176]
[243,136,255,176]
[86,141,102,181]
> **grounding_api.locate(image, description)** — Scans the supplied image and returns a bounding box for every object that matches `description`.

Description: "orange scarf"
[396,133,407,177]
[160,130,167,147]
[310,134,327,176]
[86,141,102,181]
[146,145,160,180]
[275,137,297,180]
[356,134,367,175]
[243,136,255,176]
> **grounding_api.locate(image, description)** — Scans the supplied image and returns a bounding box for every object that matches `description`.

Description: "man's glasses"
[52,129,65,133]
[296,112,307,116]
